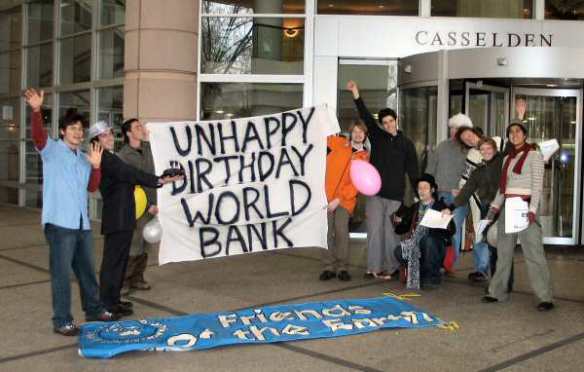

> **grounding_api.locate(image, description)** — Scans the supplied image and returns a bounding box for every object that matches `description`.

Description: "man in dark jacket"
[347,80,419,279]
[118,118,157,293]
[89,121,182,316]
[393,174,454,289]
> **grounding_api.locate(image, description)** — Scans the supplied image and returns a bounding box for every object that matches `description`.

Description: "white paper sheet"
[539,139,560,162]
[475,219,491,244]
[504,197,529,234]
[419,209,453,229]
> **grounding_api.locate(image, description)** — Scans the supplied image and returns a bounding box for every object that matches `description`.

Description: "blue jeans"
[45,223,104,328]
[438,192,468,263]
[473,241,490,274]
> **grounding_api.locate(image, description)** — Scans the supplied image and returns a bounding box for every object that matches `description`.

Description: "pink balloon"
[350,160,381,196]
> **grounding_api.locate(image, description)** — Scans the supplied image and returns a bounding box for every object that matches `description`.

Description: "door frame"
[464,82,510,139]
[511,87,582,245]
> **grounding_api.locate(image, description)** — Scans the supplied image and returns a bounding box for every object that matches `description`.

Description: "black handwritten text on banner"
[148,106,339,264]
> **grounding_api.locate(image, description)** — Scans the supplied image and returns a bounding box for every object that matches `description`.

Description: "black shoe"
[470,272,488,283]
[53,323,80,336]
[118,301,133,310]
[338,271,351,282]
[363,272,375,280]
[481,296,499,303]
[537,302,555,312]
[86,310,121,322]
[319,270,336,281]
[109,304,134,317]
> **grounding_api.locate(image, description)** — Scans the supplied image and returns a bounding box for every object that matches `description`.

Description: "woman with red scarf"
[482,121,553,311]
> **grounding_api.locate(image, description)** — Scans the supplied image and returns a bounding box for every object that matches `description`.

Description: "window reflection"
[200,83,303,120]
[202,0,305,14]
[201,17,304,74]
[318,0,418,15]
[545,0,584,19]
[432,0,532,18]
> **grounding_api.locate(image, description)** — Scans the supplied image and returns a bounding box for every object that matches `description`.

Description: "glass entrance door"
[511,88,581,245]
[465,82,509,140]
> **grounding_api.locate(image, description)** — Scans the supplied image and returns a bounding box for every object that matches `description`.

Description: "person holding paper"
[347,80,419,280]
[483,121,554,311]
[443,137,503,282]
[320,122,370,282]
[392,174,455,289]
[426,113,472,265]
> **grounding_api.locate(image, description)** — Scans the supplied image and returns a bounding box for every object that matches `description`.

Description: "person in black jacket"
[88,121,182,316]
[347,80,419,280]
[393,174,454,289]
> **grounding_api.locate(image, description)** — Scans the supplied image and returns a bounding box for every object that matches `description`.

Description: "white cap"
[448,113,473,129]
[88,120,112,139]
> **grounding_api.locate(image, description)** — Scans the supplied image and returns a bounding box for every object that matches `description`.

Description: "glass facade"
[432,0,533,18]
[0,0,125,213]
[200,0,306,121]
[201,17,304,75]
[546,0,584,19]
[318,0,418,15]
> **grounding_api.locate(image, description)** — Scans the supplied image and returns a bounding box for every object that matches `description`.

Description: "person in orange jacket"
[320,121,370,282]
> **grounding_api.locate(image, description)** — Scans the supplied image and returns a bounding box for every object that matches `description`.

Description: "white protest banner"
[148,106,340,264]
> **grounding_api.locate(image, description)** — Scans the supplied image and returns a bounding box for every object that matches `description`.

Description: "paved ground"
[1,204,583,371]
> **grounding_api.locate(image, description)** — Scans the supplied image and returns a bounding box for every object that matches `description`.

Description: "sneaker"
[338,270,351,282]
[481,296,499,303]
[319,270,336,281]
[53,323,80,336]
[86,310,121,322]
[537,302,555,312]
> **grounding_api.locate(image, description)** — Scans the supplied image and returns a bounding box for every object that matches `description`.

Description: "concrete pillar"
[124,0,199,123]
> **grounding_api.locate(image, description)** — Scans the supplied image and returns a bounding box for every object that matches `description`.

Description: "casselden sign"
[415,31,553,48]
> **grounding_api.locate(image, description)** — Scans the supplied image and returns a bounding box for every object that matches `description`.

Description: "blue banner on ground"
[79,296,442,359]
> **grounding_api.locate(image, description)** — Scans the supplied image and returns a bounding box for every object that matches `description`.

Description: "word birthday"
[148,106,338,263]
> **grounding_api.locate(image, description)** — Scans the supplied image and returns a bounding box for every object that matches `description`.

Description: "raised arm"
[346,80,383,138]
[86,142,104,192]
[24,89,48,150]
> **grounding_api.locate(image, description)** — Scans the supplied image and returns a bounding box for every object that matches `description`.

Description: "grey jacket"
[117,141,157,207]
[425,138,467,192]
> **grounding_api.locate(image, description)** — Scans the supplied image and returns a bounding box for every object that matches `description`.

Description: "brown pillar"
[124,0,199,122]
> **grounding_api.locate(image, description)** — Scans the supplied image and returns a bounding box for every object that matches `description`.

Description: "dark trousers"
[100,230,133,309]
[420,235,447,285]
[394,234,446,285]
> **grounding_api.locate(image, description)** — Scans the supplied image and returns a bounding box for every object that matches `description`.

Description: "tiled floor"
[1,205,583,371]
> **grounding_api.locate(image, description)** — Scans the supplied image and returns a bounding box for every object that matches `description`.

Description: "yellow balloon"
[134,186,147,220]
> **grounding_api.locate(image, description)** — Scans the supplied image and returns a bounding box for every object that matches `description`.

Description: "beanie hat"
[448,113,473,129]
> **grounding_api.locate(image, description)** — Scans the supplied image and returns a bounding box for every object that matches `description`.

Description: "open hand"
[24,88,44,112]
[441,208,452,217]
[87,142,104,169]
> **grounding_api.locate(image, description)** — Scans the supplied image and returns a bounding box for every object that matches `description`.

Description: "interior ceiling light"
[215,110,225,114]
[284,28,299,38]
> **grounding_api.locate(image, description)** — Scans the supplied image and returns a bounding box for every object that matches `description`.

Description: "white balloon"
[143,217,162,244]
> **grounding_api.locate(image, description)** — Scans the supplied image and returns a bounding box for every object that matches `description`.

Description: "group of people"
[27,79,554,337]
[25,88,182,336]
[320,80,554,312]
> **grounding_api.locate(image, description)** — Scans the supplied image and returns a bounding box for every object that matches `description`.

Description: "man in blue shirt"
[25,88,118,336]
